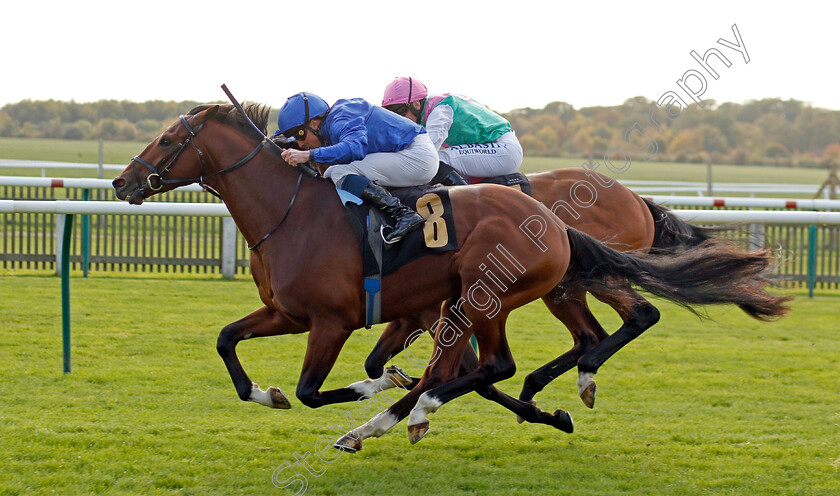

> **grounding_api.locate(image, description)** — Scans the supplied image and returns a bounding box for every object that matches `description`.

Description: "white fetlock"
[407,392,442,427]
[249,383,290,409]
[577,371,597,408]
[348,366,413,397]
[361,411,400,438]
[577,372,595,397]
[248,383,275,406]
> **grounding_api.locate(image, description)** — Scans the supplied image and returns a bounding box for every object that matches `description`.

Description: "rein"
[248,172,303,251]
[129,112,305,251]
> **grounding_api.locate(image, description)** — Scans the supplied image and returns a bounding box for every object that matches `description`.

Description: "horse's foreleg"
[362,306,440,385]
[216,305,307,409]
[355,315,429,395]
[364,318,421,379]
[344,365,416,398]
[294,322,374,409]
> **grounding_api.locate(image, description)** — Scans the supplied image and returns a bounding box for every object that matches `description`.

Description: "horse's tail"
[643,197,722,254]
[560,227,792,321]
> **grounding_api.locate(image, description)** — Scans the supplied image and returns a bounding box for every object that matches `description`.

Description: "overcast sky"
[3,1,836,114]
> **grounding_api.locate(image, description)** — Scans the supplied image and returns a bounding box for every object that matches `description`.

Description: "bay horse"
[112,104,789,452]
[362,167,717,412]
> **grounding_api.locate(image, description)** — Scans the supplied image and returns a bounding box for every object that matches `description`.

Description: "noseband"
[128,115,265,199]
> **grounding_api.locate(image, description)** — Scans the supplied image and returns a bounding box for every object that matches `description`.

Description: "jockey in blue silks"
[277,92,438,244]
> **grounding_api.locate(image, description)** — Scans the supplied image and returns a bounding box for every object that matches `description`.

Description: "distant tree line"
[0,99,209,142]
[505,97,840,167]
[2,96,839,167]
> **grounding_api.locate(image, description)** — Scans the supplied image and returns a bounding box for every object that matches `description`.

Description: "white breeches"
[438,131,523,179]
[324,133,438,187]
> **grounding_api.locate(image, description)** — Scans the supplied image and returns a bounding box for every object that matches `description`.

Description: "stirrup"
[381,225,400,245]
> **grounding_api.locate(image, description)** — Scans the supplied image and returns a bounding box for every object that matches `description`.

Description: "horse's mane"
[188,103,270,138]
[187,103,299,150]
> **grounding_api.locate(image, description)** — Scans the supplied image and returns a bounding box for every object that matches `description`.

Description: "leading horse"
[112,104,789,451]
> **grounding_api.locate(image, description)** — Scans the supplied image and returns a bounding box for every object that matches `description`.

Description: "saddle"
[473,172,532,196]
[339,172,531,328]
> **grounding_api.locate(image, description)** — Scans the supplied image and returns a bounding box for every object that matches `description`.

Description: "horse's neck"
[208,149,326,247]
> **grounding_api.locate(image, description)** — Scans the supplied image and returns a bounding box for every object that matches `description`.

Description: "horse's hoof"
[553,409,574,433]
[516,400,537,424]
[407,421,430,444]
[384,365,414,387]
[333,434,362,453]
[580,382,597,409]
[268,387,292,409]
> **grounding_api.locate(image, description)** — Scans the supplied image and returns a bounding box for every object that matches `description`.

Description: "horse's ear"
[205,105,221,119]
[191,105,220,126]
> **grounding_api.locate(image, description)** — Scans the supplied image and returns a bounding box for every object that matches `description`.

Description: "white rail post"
[221,217,237,280]
[749,223,766,251]
[55,214,67,276]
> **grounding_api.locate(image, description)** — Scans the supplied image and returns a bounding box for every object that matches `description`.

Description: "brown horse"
[112,104,789,452]
[112,103,579,428]
[362,168,715,412]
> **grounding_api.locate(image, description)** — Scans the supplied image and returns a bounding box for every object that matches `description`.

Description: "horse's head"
[113,105,224,204]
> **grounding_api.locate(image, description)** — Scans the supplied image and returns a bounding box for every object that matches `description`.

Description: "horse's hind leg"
[437,337,572,431]
[334,298,510,451]
[358,311,573,432]
[576,288,660,401]
[403,315,574,444]
[216,305,308,409]
[519,288,609,409]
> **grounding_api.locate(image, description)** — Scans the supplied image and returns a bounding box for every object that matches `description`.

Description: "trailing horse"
[361,167,731,412]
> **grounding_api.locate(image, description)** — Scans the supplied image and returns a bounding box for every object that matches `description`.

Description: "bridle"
[128,114,267,199]
[127,112,305,251]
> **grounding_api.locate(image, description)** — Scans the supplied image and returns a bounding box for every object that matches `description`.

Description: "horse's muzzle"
[112,176,145,204]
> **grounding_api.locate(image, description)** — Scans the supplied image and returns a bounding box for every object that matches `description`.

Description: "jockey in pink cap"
[382,77,523,186]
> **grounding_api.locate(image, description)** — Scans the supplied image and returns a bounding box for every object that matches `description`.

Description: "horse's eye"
[160,137,172,146]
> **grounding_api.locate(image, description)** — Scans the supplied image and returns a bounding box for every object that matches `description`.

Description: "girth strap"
[364,212,385,328]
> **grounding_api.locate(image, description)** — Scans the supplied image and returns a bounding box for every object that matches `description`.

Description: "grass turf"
[0,271,838,495]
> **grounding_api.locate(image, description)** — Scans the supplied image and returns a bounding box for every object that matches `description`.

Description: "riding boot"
[360,182,425,244]
[432,162,469,186]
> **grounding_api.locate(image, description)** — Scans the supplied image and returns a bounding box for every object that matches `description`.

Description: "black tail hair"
[643,197,721,254]
[561,227,791,321]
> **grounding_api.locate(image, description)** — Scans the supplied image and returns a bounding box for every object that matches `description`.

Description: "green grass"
[1,270,838,495]
[0,137,144,165]
[1,136,835,185]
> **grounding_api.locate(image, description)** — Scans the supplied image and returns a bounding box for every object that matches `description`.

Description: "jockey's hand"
[281,149,310,167]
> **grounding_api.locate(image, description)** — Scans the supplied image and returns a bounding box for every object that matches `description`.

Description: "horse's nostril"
[112,177,125,188]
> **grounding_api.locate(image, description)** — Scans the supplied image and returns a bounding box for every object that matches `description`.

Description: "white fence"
[1,159,830,197]
[3,174,840,291]
[5,199,840,225]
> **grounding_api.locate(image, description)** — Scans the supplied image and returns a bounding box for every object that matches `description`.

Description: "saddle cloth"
[343,184,459,279]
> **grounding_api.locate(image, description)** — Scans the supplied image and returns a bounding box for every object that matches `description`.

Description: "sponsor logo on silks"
[451,142,508,155]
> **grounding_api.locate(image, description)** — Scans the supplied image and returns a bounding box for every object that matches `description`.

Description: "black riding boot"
[432,162,468,186]
[360,182,425,244]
